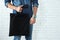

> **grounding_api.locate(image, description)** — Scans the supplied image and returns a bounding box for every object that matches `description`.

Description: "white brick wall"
[0,0,60,40]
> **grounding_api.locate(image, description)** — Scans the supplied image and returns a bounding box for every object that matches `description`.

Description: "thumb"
[20,5,23,7]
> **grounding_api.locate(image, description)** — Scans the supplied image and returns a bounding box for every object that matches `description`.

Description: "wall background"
[0,0,60,40]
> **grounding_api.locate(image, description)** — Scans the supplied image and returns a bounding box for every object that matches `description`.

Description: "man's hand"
[30,17,36,24]
[7,3,23,12]
[30,6,38,24]
[15,5,23,12]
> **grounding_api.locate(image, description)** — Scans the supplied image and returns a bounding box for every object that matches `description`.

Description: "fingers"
[19,7,23,12]
[20,5,23,7]
[30,18,36,24]
[30,20,35,24]
[19,5,23,12]
[16,5,23,12]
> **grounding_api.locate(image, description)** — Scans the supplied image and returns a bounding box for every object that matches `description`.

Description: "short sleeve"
[32,0,39,7]
[5,0,11,7]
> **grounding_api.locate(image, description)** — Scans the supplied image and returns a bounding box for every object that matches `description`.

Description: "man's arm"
[5,0,23,12]
[32,6,38,18]
[30,0,39,24]
[32,0,39,18]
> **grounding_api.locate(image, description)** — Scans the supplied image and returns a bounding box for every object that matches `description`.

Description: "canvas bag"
[9,12,30,36]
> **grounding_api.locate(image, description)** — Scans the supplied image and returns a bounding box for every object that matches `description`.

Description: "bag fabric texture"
[9,12,30,36]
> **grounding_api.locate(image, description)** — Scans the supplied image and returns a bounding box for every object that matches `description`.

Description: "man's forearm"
[7,3,17,10]
[32,7,38,18]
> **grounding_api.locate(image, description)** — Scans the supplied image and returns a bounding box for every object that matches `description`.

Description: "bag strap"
[31,0,33,2]
[17,0,33,14]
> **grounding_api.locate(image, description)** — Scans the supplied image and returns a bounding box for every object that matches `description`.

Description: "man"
[5,0,39,40]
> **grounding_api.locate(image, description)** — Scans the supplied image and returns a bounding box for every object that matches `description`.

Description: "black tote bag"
[9,12,30,36]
